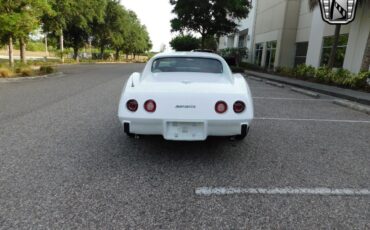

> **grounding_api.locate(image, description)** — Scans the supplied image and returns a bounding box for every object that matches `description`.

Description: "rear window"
[152,57,223,74]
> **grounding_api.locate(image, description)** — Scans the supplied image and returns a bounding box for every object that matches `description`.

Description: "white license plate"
[165,122,205,140]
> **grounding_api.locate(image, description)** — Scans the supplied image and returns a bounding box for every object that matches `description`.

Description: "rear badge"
[175,105,196,109]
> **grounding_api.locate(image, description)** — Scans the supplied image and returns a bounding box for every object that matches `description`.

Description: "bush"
[219,48,248,66]
[296,64,315,79]
[0,68,13,78]
[239,62,263,71]
[20,68,34,77]
[314,66,332,83]
[39,66,55,75]
[276,66,296,77]
[230,66,245,73]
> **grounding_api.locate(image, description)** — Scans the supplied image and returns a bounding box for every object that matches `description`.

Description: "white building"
[219,0,370,73]
[218,0,257,63]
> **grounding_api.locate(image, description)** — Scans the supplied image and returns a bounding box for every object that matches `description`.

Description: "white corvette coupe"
[118,52,254,141]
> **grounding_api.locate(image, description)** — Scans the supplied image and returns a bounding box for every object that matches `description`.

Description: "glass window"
[321,34,349,68]
[254,43,263,66]
[265,41,277,70]
[151,57,223,74]
[238,35,246,48]
[295,42,308,66]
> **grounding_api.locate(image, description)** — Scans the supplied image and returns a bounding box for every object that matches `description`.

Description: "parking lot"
[0,64,369,228]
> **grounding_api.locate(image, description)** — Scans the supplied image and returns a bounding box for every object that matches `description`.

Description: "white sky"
[120,0,174,52]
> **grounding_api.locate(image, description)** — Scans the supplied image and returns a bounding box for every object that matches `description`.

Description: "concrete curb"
[265,81,284,88]
[0,72,64,83]
[245,71,370,106]
[333,100,370,115]
[247,76,263,82]
[290,87,320,98]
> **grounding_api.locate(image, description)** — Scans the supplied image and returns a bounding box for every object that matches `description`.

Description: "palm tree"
[309,0,370,70]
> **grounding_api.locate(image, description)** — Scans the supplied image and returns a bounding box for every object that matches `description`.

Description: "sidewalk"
[245,70,370,106]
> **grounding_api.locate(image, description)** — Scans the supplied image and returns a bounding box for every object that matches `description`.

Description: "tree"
[121,11,152,59]
[0,0,51,66]
[170,34,200,51]
[170,0,251,48]
[42,0,74,63]
[309,0,370,69]
[62,0,106,60]
[92,0,126,58]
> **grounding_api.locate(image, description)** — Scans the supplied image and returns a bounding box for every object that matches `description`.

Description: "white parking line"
[253,97,333,101]
[255,117,370,124]
[195,187,370,196]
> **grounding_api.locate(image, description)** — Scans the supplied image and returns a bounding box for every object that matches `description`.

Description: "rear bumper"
[121,118,252,141]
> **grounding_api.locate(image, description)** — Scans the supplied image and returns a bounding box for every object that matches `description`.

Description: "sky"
[120,0,174,52]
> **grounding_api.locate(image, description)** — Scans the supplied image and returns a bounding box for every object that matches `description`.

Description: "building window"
[265,41,277,70]
[238,35,246,48]
[295,42,308,66]
[255,43,263,66]
[321,34,349,68]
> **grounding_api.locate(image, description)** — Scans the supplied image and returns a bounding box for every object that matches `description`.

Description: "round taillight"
[233,101,246,113]
[126,99,138,112]
[144,100,156,112]
[215,101,228,114]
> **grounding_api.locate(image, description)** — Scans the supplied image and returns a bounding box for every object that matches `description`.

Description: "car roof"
[153,52,222,60]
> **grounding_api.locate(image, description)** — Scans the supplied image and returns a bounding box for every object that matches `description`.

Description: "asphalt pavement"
[0,64,369,229]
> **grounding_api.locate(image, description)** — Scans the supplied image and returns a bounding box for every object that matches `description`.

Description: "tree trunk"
[201,36,205,49]
[100,46,105,59]
[8,36,14,67]
[73,47,79,62]
[126,53,128,59]
[19,37,27,64]
[361,32,370,71]
[60,30,64,63]
[115,49,120,61]
[328,24,341,69]
[45,34,49,57]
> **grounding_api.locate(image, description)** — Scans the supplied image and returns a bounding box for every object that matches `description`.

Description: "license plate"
[165,122,205,140]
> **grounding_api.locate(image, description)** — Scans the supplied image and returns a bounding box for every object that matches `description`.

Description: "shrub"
[239,62,263,71]
[230,66,245,73]
[296,64,315,79]
[276,66,295,77]
[21,68,34,77]
[331,68,352,85]
[347,71,370,88]
[39,66,55,75]
[0,68,13,78]
[314,66,332,83]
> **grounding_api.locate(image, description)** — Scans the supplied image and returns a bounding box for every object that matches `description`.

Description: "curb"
[265,81,284,88]
[0,72,64,83]
[333,100,370,115]
[290,87,320,98]
[247,76,263,82]
[245,71,370,106]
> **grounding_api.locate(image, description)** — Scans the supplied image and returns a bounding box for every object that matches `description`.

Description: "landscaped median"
[241,63,370,92]
[0,63,57,79]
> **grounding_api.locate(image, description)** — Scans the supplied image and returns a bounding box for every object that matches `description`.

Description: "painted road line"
[255,117,370,124]
[195,187,370,196]
[253,97,333,101]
